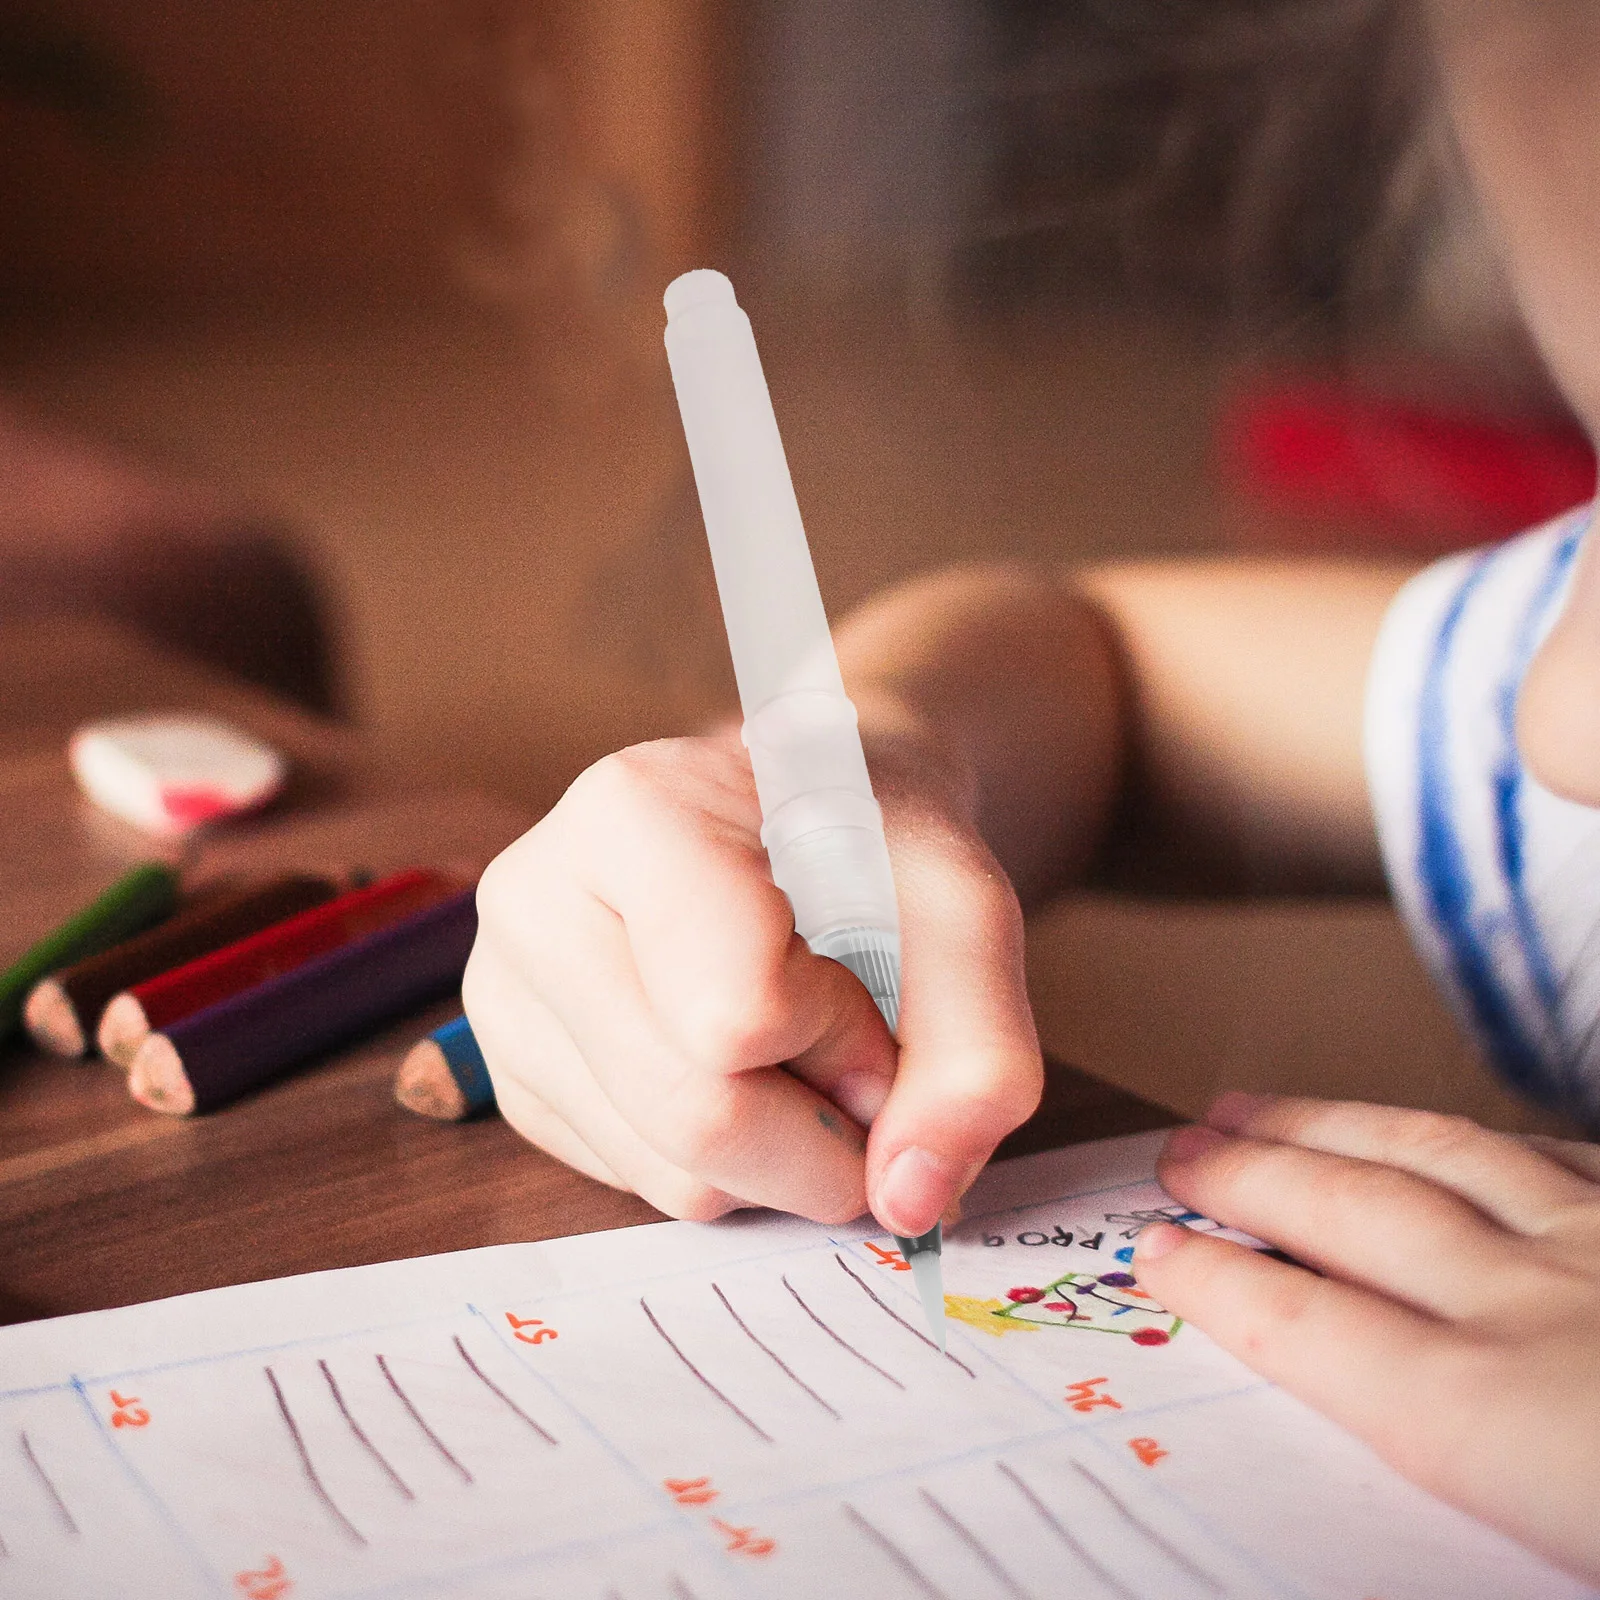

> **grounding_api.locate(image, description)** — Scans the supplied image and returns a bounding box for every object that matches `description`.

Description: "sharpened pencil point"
[23,979,86,1058]
[394,1039,469,1121]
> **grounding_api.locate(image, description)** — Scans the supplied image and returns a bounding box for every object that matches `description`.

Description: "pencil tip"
[23,980,85,1057]
[394,1041,467,1120]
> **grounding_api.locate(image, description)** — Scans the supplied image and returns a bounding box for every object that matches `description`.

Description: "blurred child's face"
[1428,3,1600,436]
[1431,4,1600,800]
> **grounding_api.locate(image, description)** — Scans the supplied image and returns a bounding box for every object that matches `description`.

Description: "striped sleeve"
[1364,505,1600,1127]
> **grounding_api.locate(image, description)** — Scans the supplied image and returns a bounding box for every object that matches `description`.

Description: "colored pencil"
[394,1015,496,1121]
[98,868,451,1068]
[128,888,478,1114]
[1,864,179,1045]
[25,874,339,1057]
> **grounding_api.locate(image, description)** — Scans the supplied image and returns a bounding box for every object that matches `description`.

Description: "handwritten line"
[919,1486,1030,1593]
[19,1432,77,1539]
[996,1460,1138,1600]
[318,1359,413,1501]
[639,1298,773,1443]
[781,1275,905,1389]
[711,1282,840,1419]
[842,1503,952,1599]
[264,1369,365,1546]
[667,1578,701,1600]
[453,1336,559,1445]
[376,1354,473,1484]
[834,1255,976,1377]
[1071,1461,1223,1593]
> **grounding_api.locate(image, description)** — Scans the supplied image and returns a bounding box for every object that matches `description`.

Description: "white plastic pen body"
[663,269,945,1346]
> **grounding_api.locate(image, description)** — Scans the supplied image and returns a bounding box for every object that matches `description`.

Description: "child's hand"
[463,732,1042,1232]
[1134,1094,1600,1583]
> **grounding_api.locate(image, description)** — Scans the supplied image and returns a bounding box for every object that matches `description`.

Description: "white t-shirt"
[1366,502,1600,1127]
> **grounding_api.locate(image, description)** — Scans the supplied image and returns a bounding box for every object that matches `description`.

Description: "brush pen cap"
[664,269,841,715]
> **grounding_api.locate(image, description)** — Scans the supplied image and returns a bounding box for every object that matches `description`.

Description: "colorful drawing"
[943,1296,1040,1338]
[979,1272,1181,1344]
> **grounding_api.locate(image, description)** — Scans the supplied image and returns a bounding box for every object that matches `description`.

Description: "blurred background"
[2,0,1591,1128]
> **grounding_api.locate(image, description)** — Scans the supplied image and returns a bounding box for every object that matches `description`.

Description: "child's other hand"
[1135,1094,1600,1583]
[463,732,1042,1232]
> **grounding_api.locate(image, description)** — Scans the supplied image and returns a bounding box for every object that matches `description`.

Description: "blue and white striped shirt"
[1367,504,1600,1128]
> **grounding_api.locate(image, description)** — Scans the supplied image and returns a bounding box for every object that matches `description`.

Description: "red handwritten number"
[234,1556,291,1599]
[108,1390,150,1429]
[711,1518,777,1557]
[1065,1377,1122,1413]
[505,1313,558,1345]
[865,1242,910,1272]
[665,1476,719,1506]
[1129,1436,1168,1466]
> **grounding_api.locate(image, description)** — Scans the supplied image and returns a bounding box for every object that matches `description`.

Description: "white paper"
[0,1130,1589,1599]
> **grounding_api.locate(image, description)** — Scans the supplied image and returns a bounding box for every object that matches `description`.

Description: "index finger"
[1205,1094,1597,1235]
[866,825,1044,1237]
[1131,1226,1464,1494]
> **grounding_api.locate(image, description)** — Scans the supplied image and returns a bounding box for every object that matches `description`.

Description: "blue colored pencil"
[394,1014,496,1121]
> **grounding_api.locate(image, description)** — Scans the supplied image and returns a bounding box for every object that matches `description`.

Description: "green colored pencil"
[1,864,180,1044]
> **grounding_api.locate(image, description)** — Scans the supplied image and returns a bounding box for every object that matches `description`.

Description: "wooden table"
[0,615,1175,1325]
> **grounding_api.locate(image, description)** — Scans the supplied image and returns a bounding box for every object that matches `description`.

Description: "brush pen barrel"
[665,270,942,1336]
[663,269,899,953]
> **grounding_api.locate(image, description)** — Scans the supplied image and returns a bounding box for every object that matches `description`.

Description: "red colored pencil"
[97,868,453,1067]
[24,874,339,1058]
[129,889,478,1115]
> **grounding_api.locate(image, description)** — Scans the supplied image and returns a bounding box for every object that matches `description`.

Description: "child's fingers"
[1205,1093,1596,1234]
[577,752,896,1100]
[1156,1127,1530,1321]
[487,1073,628,1192]
[780,972,905,1126]
[463,942,746,1220]
[1521,1132,1600,1186]
[1130,1226,1462,1488]
[865,829,1043,1237]
[478,784,890,1219]
[525,892,876,1224]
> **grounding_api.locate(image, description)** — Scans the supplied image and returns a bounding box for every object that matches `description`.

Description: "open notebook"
[0,1130,1589,1600]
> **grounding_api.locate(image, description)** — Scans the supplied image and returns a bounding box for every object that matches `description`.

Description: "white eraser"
[69,714,288,836]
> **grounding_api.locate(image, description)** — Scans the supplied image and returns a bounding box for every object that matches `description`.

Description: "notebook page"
[0,1130,1588,1600]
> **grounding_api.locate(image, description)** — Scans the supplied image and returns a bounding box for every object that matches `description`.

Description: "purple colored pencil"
[128,888,477,1115]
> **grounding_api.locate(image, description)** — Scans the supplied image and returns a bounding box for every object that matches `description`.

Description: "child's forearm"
[835,564,1126,908]
[836,557,1418,904]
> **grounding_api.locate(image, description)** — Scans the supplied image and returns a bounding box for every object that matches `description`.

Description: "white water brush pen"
[663,268,946,1349]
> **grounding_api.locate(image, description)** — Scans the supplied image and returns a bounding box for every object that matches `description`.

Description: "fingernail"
[877,1146,958,1237]
[1163,1124,1227,1163]
[1134,1221,1186,1262]
[832,1070,892,1128]
[1206,1090,1267,1132]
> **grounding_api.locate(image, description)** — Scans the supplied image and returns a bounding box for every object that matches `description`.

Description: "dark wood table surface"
[0,614,1175,1326]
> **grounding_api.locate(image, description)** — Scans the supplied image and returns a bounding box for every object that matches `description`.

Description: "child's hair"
[972,0,1506,342]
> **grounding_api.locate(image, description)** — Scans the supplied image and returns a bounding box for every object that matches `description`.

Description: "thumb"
[865,829,1043,1237]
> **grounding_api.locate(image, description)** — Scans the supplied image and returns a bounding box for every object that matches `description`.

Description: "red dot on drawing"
[1007,1287,1045,1303]
[1131,1328,1171,1346]
[1042,1301,1074,1313]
